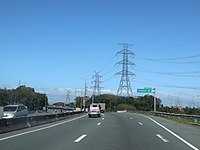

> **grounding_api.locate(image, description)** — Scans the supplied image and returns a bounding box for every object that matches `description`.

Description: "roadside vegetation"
[1,86,199,117]
[0,86,48,111]
[161,115,200,126]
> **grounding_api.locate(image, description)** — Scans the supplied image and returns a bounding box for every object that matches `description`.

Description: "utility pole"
[116,43,135,97]
[153,88,156,112]
[83,81,87,110]
[92,71,102,103]
[74,88,77,108]
[44,91,47,112]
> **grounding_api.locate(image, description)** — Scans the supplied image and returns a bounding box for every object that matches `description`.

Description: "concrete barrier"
[0,117,28,133]
[0,111,83,134]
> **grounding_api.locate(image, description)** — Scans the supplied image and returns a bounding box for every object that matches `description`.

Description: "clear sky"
[0,0,200,106]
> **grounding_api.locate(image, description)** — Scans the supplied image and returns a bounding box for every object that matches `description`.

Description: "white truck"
[98,103,105,113]
[88,103,101,118]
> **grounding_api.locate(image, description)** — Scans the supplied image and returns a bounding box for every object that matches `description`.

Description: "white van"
[3,104,28,119]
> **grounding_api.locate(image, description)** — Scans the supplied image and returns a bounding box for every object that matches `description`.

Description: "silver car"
[3,104,27,119]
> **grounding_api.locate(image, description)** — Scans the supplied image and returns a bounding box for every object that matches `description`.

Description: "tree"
[75,96,83,108]
[86,94,161,112]
[0,86,48,111]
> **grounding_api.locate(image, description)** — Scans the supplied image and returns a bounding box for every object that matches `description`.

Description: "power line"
[135,68,200,78]
[102,75,115,83]
[136,54,200,61]
[99,55,117,72]
[135,54,200,64]
[135,76,200,90]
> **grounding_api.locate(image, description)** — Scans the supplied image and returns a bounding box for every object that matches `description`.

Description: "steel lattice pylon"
[116,43,135,97]
[92,71,102,96]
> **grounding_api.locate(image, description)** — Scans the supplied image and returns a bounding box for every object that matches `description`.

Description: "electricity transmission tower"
[116,43,135,97]
[92,71,102,96]
[66,90,70,105]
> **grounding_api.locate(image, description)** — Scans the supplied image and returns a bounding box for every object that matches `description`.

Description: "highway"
[0,112,199,150]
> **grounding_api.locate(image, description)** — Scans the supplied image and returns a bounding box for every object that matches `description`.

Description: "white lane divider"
[74,134,87,143]
[156,134,169,143]
[130,117,133,120]
[138,122,143,126]
[102,118,105,120]
[97,122,101,126]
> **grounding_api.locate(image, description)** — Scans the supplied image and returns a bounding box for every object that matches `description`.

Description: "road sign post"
[137,87,156,112]
[153,88,156,112]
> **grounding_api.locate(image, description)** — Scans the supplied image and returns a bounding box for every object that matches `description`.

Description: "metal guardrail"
[152,111,200,120]
[143,111,200,126]
[134,111,200,126]
[0,111,84,134]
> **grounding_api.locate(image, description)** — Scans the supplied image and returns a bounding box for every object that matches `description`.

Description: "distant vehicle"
[2,104,28,119]
[85,108,88,113]
[88,103,101,118]
[64,108,74,113]
[98,103,105,113]
[74,107,81,112]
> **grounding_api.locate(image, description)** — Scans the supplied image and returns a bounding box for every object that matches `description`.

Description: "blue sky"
[0,0,200,106]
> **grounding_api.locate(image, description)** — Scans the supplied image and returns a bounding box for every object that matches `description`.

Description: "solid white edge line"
[74,134,87,143]
[145,116,199,150]
[0,114,87,142]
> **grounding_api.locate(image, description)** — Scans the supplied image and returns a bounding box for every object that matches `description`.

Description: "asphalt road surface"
[0,112,199,150]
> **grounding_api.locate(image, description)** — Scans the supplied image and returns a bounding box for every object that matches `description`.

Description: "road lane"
[84,112,194,150]
[0,114,99,150]
[144,113,200,149]
[126,112,200,150]
[0,112,199,150]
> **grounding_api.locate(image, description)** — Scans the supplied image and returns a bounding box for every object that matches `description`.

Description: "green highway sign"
[137,87,152,93]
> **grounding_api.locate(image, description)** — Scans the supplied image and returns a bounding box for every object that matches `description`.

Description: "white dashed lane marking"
[74,134,87,143]
[156,134,169,143]
[138,122,143,126]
